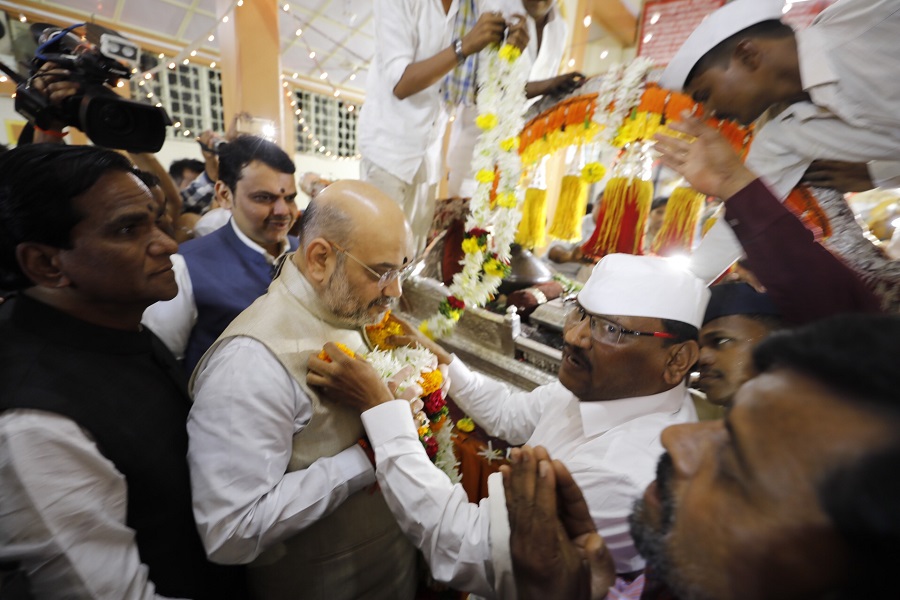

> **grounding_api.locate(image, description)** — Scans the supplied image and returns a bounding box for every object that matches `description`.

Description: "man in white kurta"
[358,0,510,254]
[310,253,710,598]
[658,0,900,282]
[446,0,579,197]
[187,181,419,600]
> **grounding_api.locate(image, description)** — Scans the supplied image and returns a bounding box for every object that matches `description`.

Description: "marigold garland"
[316,343,355,362]
[421,43,529,339]
[351,315,461,480]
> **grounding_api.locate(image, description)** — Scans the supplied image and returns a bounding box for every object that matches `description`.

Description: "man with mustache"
[310,253,708,597]
[186,181,419,600]
[507,313,900,600]
[697,283,783,408]
[653,115,881,409]
[143,135,300,374]
[0,144,247,597]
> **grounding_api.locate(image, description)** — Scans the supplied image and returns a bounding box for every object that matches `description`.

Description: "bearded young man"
[186,181,418,600]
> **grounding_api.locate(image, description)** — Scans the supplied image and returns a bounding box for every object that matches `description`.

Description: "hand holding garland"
[307,342,395,413]
[377,314,454,367]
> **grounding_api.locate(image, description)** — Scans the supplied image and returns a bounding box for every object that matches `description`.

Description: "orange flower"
[365,310,405,349]
[419,369,444,397]
[316,342,355,363]
[431,414,447,432]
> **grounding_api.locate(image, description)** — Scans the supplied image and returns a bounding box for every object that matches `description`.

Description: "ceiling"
[5,0,641,100]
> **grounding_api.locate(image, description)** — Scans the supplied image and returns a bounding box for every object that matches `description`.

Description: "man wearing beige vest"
[186,180,419,599]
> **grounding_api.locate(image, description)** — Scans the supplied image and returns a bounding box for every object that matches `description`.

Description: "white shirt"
[0,410,178,599]
[357,0,459,184]
[523,5,569,108]
[192,207,231,237]
[747,0,900,198]
[360,358,696,597]
[141,219,287,360]
[445,3,569,196]
[187,336,375,564]
[690,0,900,283]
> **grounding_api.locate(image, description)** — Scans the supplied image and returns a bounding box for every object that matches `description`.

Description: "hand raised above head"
[653,113,756,201]
[307,342,394,413]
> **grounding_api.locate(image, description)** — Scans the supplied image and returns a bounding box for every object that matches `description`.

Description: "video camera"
[0,23,171,153]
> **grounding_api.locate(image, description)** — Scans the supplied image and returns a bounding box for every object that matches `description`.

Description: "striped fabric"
[441,0,479,107]
[607,574,646,600]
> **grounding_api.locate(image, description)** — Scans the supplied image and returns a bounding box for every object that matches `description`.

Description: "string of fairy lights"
[6,1,369,160]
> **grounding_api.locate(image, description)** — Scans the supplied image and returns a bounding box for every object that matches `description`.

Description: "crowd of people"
[1,0,899,599]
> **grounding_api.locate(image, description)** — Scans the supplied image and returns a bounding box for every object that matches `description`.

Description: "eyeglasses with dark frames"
[563,302,676,345]
[328,240,416,289]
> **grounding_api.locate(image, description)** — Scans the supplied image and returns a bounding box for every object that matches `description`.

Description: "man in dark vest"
[0,144,247,598]
[143,135,300,374]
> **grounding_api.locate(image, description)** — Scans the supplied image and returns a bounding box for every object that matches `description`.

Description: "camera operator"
[25,61,79,144]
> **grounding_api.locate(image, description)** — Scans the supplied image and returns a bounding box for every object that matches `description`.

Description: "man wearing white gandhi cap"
[309,253,709,599]
[658,0,900,284]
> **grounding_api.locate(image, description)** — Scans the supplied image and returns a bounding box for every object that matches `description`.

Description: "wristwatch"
[453,38,466,65]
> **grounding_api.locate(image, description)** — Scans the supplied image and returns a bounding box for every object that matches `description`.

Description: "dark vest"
[0,295,247,599]
[180,222,298,374]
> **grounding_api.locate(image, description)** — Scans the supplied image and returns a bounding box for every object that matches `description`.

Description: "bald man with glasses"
[310,253,709,598]
[186,181,419,600]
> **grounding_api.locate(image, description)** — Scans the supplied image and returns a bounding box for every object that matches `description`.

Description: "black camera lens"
[98,101,136,135]
[80,92,169,152]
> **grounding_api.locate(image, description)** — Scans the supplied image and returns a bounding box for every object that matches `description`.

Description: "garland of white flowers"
[366,346,461,482]
[586,57,656,170]
[421,43,530,339]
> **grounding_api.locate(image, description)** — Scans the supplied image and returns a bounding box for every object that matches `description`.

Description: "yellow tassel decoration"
[582,176,654,259]
[515,187,549,249]
[547,175,588,242]
[651,187,706,256]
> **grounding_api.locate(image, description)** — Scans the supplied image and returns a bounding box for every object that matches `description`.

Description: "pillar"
[215,0,293,151]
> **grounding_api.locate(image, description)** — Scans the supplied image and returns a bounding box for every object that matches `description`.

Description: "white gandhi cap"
[659,0,785,91]
[578,254,710,329]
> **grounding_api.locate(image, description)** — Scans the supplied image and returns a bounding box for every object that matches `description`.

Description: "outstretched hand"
[307,342,395,413]
[503,446,615,600]
[381,314,453,366]
[653,114,757,200]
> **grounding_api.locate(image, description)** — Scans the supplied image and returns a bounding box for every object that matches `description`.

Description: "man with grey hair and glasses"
[187,180,419,600]
[309,252,709,598]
